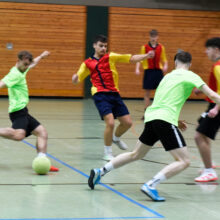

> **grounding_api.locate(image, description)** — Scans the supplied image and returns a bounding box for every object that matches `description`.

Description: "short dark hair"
[174,51,192,63]
[205,37,220,50]
[93,35,108,44]
[17,51,33,62]
[149,29,158,37]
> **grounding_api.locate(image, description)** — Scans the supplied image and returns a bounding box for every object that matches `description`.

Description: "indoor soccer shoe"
[195,172,218,182]
[103,154,114,161]
[112,139,128,150]
[49,165,59,172]
[141,184,165,202]
[88,169,101,190]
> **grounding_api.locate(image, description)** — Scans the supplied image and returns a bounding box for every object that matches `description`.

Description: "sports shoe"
[103,147,114,161]
[88,169,101,190]
[112,139,128,150]
[195,172,218,182]
[49,165,59,172]
[103,154,114,161]
[141,184,165,202]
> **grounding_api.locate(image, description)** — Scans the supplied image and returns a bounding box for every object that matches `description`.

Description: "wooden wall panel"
[0,2,86,97]
[109,7,220,99]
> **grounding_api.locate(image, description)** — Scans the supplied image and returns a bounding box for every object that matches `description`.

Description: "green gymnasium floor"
[0,98,219,220]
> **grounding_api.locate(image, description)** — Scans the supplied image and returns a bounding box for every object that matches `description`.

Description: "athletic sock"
[113,134,120,142]
[104,146,112,154]
[100,162,114,176]
[146,172,166,189]
[37,152,46,157]
[204,168,215,174]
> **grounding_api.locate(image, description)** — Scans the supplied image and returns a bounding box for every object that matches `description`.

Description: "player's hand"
[41,51,50,58]
[147,50,155,59]
[72,74,78,84]
[135,69,140,75]
[178,120,187,131]
[193,88,202,95]
[208,108,219,118]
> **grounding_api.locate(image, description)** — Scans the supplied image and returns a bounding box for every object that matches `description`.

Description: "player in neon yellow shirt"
[88,51,220,201]
[0,50,58,172]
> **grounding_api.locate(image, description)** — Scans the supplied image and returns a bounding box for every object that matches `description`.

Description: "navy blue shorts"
[93,92,129,119]
[143,69,163,90]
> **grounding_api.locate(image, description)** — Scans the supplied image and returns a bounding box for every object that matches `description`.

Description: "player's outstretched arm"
[200,84,220,105]
[29,51,50,69]
[0,80,7,89]
[130,51,155,63]
[72,74,79,84]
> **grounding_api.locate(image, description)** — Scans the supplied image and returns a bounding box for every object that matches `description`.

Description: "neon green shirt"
[2,66,30,113]
[144,69,205,126]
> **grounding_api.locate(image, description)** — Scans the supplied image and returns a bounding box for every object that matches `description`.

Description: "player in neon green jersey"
[0,50,58,172]
[88,51,220,201]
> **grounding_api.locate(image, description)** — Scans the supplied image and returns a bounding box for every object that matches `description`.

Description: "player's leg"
[30,115,59,172]
[194,107,219,182]
[103,113,115,161]
[144,89,151,109]
[0,127,25,141]
[88,140,151,189]
[113,114,132,150]
[112,94,132,150]
[0,108,27,141]
[195,131,212,168]
[31,125,48,153]
[141,120,188,201]
[93,93,116,161]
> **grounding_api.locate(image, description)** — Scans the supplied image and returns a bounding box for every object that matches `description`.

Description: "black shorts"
[9,107,41,137]
[196,103,220,140]
[143,69,163,90]
[93,92,129,120]
[139,120,186,151]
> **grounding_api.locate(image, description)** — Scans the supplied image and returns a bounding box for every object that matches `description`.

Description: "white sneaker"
[103,154,114,161]
[195,171,218,182]
[112,139,128,150]
[103,147,114,161]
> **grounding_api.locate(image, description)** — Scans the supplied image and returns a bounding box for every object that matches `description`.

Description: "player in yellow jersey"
[135,29,168,118]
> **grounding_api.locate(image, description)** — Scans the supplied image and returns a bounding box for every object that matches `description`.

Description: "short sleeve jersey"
[206,59,220,103]
[76,52,132,95]
[140,43,167,70]
[2,67,29,113]
[144,69,205,126]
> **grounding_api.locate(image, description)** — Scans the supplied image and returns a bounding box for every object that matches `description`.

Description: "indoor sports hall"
[0,1,220,220]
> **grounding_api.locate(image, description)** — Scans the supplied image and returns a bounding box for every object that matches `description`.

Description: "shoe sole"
[140,189,165,202]
[88,169,95,190]
[195,177,218,182]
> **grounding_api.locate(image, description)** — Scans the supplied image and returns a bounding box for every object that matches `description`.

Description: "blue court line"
[22,140,164,219]
[1,217,164,220]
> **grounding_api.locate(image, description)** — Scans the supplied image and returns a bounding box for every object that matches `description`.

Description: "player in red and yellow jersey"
[135,29,168,117]
[194,37,220,182]
[72,35,154,161]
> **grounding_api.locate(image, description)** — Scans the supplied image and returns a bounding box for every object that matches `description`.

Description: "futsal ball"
[32,156,51,175]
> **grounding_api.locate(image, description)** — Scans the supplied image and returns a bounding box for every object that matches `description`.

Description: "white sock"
[146,172,166,189]
[204,168,215,174]
[113,134,120,142]
[104,146,112,154]
[38,152,46,157]
[100,162,114,176]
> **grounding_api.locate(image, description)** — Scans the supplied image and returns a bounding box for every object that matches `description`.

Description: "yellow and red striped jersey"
[206,59,220,103]
[140,42,167,70]
[76,52,131,95]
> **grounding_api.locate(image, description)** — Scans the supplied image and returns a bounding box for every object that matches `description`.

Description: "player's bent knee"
[182,158,190,169]
[13,132,25,141]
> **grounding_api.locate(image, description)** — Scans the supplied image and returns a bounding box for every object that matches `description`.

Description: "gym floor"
[0,98,219,220]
